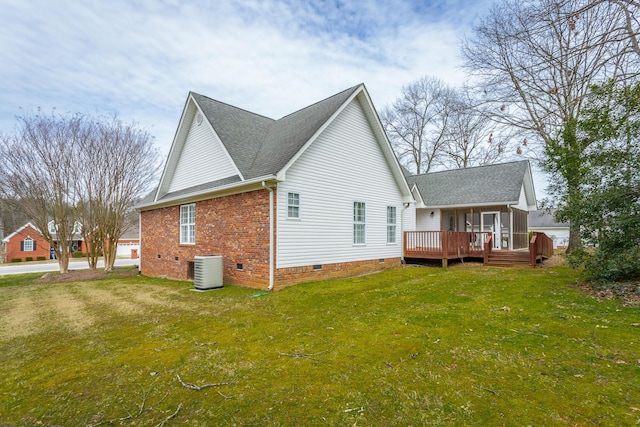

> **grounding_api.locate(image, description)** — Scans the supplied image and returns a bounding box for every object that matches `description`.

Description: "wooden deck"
[404,231,553,267]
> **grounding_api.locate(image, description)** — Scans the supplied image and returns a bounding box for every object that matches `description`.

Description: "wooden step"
[486,251,531,267]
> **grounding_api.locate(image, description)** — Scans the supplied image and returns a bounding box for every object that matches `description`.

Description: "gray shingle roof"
[408,160,531,207]
[528,209,569,228]
[192,85,361,180]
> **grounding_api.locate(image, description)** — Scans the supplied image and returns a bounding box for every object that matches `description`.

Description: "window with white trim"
[387,206,397,244]
[180,204,195,244]
[353,201,366,244]
[287,192,300,219]
[48,221,56,234]
[23,237,34,252]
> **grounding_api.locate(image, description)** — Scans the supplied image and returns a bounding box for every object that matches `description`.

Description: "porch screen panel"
[512,208,528,249]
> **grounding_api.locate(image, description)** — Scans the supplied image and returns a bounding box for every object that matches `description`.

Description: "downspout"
[401,202,410,264]
[138,212,142,274]
[262,181,275,291]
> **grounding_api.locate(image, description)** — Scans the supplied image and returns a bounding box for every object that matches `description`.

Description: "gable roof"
[407,160,536,209]
[528,209,569,228]
[2,222,40,243]
[142,84,410,209]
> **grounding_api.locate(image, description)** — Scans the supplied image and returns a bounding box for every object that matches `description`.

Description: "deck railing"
[404,231,487,260]
[483,234,493,265]
[529,232,554,266]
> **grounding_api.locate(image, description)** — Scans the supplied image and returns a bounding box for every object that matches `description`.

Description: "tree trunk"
[103,237,118,272]
[57,251,70,274]
[566,225,583,254]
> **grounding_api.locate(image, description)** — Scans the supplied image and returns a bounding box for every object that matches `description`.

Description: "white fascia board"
[523,161,538,209]
[138,175,278,211]
[2,222,41,242]
[154,94,195,202]
[276,85,363,180]
[197,101,245,182]
[423,201,520,210]
[153,94,245,202]
[410,184,424,206]
[357,87,413,200]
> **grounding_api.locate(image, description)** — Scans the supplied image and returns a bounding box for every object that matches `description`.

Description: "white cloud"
[0,0,492,157]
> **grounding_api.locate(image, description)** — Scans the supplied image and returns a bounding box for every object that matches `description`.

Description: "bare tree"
[75,115,159,271]
[0,111,158,273]
[440,88,508,169]
[0,112,86,273]
[380,76,454,174]
[461,0,639,251]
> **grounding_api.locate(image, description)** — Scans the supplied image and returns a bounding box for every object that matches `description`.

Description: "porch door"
[482,212,501,250]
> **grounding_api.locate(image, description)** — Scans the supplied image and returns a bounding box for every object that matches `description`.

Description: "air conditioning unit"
[194,255,223,290]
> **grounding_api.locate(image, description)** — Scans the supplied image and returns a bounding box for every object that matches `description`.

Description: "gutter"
[136,175,278,211]
[401,202,411,264]
[262,181,275,291]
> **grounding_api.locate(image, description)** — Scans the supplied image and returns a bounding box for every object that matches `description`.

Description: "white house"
[136,84,414,290]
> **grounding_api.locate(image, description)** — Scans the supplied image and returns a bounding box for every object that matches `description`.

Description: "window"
[48,221,56,234]
[73,222,82,234]
[387,206,397,244]
[180,204,195,244]
[287,192,300,219]
[353,202,366,244]
[23,237,35,252]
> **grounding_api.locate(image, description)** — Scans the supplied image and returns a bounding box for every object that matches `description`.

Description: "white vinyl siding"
[416,208,441,231]
[168,111,238,194]
[287,192,301,219]
[353,202,366,244]
[276,97,406,268]
[513,186,529,211]
[180,204,195,244]
[387,206,397,244]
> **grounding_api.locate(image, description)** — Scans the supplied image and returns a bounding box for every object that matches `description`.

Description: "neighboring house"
[2,222,51,262]
[116,215,140,258]
[137,84,413,290]
[529,209,569,249]
[406,161,538,251]
[46,220,85,254]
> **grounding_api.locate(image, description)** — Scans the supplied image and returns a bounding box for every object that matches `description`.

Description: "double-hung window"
[353,201,366,245]
[287,192,300,219]
[387,206,397,244]
[180,204,195,244]
[23,237,34,252]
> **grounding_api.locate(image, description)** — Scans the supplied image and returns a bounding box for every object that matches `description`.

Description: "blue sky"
[1,0,493,157]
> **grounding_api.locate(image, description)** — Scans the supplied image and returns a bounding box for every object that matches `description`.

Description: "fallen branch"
[217,391,234,399]
[176,374,235,390]
[155,403,183,427]
[86,387,147,427]
[474,385,499,396]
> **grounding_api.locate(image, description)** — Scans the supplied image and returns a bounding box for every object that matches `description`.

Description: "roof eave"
[422,200,520,210]
[137,175,278,211]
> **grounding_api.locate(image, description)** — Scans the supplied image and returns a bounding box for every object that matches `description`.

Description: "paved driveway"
[0,259,139,276]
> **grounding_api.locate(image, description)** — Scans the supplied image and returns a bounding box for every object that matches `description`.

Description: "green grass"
[0,265,638,426]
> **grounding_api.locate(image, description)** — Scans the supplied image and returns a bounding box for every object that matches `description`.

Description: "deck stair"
[485,250,531,267]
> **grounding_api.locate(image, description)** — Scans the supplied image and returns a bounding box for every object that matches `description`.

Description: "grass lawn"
[0,264,638,426]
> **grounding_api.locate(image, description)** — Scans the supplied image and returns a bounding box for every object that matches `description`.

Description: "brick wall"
[140,189,272,287]
[4,225,51,262]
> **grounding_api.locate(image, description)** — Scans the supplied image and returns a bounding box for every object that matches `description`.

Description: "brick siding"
[4,225,51,262]
[140,189,272,287]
